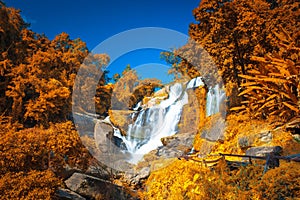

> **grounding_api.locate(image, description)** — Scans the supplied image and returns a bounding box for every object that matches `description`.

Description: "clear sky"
[6,0,200,83]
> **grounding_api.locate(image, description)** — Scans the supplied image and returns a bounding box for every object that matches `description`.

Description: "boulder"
[258,131,272,143]
[72,112,98,133]
[55,188,86,200]
[124,167,150,186]
[200,121,225,142]
[200,115,226,142]
[238,136,253,149]
[65,173,137,200]
[238,130,273,149]
[94,120,127,153]
[56,164,81,180]
[85,161,112,180]
[196,140,215,156]
[245,146,283,157]
[157,131,196,158]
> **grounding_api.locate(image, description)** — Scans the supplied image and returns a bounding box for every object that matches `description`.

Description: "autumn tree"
[111,66,162,110]
[72,52,111,116]
[0,4,113,199]
[236,26,300,122]
[4,31,88,126]
[0,119,92,199]
[175,0,299,111]
[0,5,27,115]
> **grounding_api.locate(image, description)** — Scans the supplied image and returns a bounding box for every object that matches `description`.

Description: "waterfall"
[206,84,226,116]
[115,82,189,163]
[100,77,225,163]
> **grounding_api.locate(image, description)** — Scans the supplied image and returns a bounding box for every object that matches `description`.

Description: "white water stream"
[98,77,226,163]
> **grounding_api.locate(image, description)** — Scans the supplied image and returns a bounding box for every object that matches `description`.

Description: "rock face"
[200,114,226,142]
[72,112,99,133]
[65,173,137,200]
[238,130,273,149]
[109,110,135,135]
[94,120,127,154]
[94,121,113,155]
[158,131,196,158]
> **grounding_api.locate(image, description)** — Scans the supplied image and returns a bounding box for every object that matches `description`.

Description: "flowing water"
[100,77,226,163]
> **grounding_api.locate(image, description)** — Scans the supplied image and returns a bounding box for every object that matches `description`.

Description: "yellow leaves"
[255,162,300,199]
[282,102,299,112]
[238,86,262,96]
[0,121,90,175]
[193,173,200,182]
[230,105,246,111]
[238,45,300,120]
[0,170,61,200]
[1,11,91,126]
[260,77,288,84]
[145,142,300,199]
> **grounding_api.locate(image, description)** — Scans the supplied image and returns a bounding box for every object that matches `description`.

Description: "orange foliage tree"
[111,65,162,110]
[236,27,300,122]
[180,0,299,109]
[1,4,112,126]
[0,4,110,198]
[0,119,91,199]
[190,0,298,83]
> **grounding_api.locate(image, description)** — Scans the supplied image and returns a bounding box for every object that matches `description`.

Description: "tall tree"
[178,0,300,109]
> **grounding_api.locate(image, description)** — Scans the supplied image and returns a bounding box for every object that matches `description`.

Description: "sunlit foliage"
[236,27,300,122]
[0,170,61,200]
[111,67,162,110]
[0,119,91,198]
[0,121,91,174]
[0,4,111,126]
[144,156,300,199]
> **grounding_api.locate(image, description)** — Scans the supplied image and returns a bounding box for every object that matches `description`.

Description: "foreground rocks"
[245,146,283,157]
[56,188,86,200]
[65,173,137,200]
[54,161,138,200]
[158,131,197,158]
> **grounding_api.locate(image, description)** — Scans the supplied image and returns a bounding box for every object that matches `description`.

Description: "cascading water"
[106,77,225,163]
[206,84,226,116]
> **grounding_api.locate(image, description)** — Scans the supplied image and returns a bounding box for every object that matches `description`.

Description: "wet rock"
[65,173,136,200]
[55,188,86,200]
[94,121,127,153]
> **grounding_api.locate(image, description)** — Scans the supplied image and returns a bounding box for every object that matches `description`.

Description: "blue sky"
[6,0,199,83]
